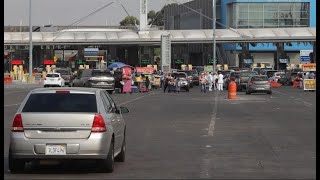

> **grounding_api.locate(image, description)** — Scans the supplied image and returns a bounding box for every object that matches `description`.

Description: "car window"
[22,93,97,112]
[56,70,70,75]
[100,92,113,112]
[241,71,257,77]
[46,74,60,78]
[92,71,112,77]
[104,92,118,111]
[172,73,186,78]
[81,70,91,77]
[251,76,269,81]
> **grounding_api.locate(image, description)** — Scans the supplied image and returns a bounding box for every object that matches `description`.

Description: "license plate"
[50,79,54,81]
[45,145,66,155]
[256,88,264,90]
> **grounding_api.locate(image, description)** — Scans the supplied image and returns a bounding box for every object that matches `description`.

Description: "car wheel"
[186,88,189,92]
[246,91,250,95]
[98,141,114,173]
[107,90,113,95]
[115,133,126,162]
[267,91,272,95]
[9,151,25,173]
[44,85,47,88]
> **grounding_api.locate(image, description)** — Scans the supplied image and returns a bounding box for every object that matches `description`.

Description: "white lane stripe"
[272,90,287,96]
[118,92,157,106]
[4,103,20,107]
[208,92,219,136]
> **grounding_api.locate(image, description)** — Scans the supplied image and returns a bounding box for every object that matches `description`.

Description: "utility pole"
[212,0,216,73]
[28,0,33,83]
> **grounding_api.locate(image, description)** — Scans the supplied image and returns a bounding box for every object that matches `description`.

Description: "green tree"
[147,9,164,26]
[119,16,139,26]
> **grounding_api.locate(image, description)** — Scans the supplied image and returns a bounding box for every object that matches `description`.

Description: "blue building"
[163,0,316,68]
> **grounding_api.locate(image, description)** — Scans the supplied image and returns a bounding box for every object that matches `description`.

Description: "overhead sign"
[11,60,23,65]
[243,59,253,64]
[44,59,54,65]
[279,58,289,63]
[303,79,316,91]
[84,48,99,56]
[161,34,171,73]
[141,59,151,65]
[300,50,313,62]
[302,63,316,71]
[175,59,184,64]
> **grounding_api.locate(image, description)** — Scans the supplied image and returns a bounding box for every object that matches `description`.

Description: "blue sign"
[243,59,253,63]
[300,56,311,62]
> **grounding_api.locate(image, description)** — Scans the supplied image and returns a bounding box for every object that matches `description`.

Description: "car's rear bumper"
[89,83,114,90]
[10,132,111,160]
[44,81,62,86]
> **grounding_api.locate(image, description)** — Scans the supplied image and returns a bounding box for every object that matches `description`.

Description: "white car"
[43,73,65,87]
[269,72,285,82]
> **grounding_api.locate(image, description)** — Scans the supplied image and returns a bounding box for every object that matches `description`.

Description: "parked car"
[171,72,190,92]
[55,68,73,86]
[246,75,272,94]
[43,73,65,87]
[72,69,115,94]
[269,72,285,82]
[8,87,129,173]
[237,71,258,91]
[178,70,194,87]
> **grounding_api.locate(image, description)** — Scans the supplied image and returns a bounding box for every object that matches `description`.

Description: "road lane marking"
[208,92,218,136]
[118,92,157,106]
[273,90,313,108]
[4,103,21,108]
[273,90,287,96]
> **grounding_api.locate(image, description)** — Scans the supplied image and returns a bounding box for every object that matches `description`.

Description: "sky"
[4,0,190,26]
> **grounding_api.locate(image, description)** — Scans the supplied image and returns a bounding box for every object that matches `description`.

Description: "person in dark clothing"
[115,77,123,93]
[145,77,150,92]
[163,74,170,93]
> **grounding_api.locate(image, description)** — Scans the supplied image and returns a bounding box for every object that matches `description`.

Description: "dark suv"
[72,69,115,94]
[56,68,73,86]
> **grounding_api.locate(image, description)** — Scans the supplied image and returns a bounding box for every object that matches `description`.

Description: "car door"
[73,71,83,87]
[104,91,124,151]
[100,91,121,152]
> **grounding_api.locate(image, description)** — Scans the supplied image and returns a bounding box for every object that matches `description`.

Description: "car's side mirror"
[120,106,129,114]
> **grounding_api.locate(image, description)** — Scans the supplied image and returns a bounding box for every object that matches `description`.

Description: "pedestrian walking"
[163,74,170,93]
[208,72,213,91]
[213,72,218,90]
[200,73,208,93]
[217,72,224,91]
[145,76,150,92]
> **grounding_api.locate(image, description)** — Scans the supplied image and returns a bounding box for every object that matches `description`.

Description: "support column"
[313,42,316,63]
[275,42,285,70]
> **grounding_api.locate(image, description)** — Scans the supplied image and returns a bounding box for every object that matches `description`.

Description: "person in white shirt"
[217,72,224,91]
[207,72,213,91]
[213,72,218,90]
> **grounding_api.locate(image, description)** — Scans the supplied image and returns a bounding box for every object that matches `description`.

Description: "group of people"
[199,72,224,93]
[162,74,182,93]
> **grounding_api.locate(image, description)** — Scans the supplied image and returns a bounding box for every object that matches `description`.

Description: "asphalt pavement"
[4,85,316,179]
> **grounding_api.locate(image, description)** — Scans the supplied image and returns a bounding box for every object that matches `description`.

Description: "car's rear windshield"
[179,71,192,76]
[92,71,112,77]
[46,74,59,78]
[241,71,257,76]
[56,70,70,75]
[266,71,277,77]
[251,76,269,81]
[172,73,186,78]
[22,93,97,113]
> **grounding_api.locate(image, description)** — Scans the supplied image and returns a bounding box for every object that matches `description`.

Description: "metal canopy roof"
[4,27,316,45]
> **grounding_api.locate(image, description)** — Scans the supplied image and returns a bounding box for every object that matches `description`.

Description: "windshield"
[251,76,269,81]
[240,71,257,77]
[172,73,186,78]
[56,70,70,75]
[92,71,112,77]
[22,93,97,113]
[46,74,59,78]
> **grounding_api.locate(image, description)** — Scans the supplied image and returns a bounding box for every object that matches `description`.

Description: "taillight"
[12,114,24,132]
[266,81,271,85]
[89,77,94,81]
[91,114,106,133]
[249,82,255,85]
[44,78,47,80]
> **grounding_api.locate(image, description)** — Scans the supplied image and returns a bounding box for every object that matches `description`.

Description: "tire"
[9,151,25,173]
[246,91,251,95]
[44,85,47,88]
[186,88,189,92]
[107,90,113,95]
[115,133,126,162]
[267,91,272,95]
[98,141,114,173]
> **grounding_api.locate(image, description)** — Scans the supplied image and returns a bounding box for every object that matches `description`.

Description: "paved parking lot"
[4,85,316,179]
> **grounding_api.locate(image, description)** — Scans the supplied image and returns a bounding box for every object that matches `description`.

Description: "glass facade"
[230,2,310,28]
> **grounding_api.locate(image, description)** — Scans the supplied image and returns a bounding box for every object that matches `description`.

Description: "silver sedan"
[9,87,129,173]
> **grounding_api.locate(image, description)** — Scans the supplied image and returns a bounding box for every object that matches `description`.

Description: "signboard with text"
[136,67,154,74]
[161,34,171,73]
[303,79,316,91]
[11,60,23,65]
[302,63,316,71]
[300,50,313,62]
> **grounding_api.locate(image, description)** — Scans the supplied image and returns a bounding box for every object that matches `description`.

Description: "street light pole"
[212,0,216,73]
[28,0,33,83]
